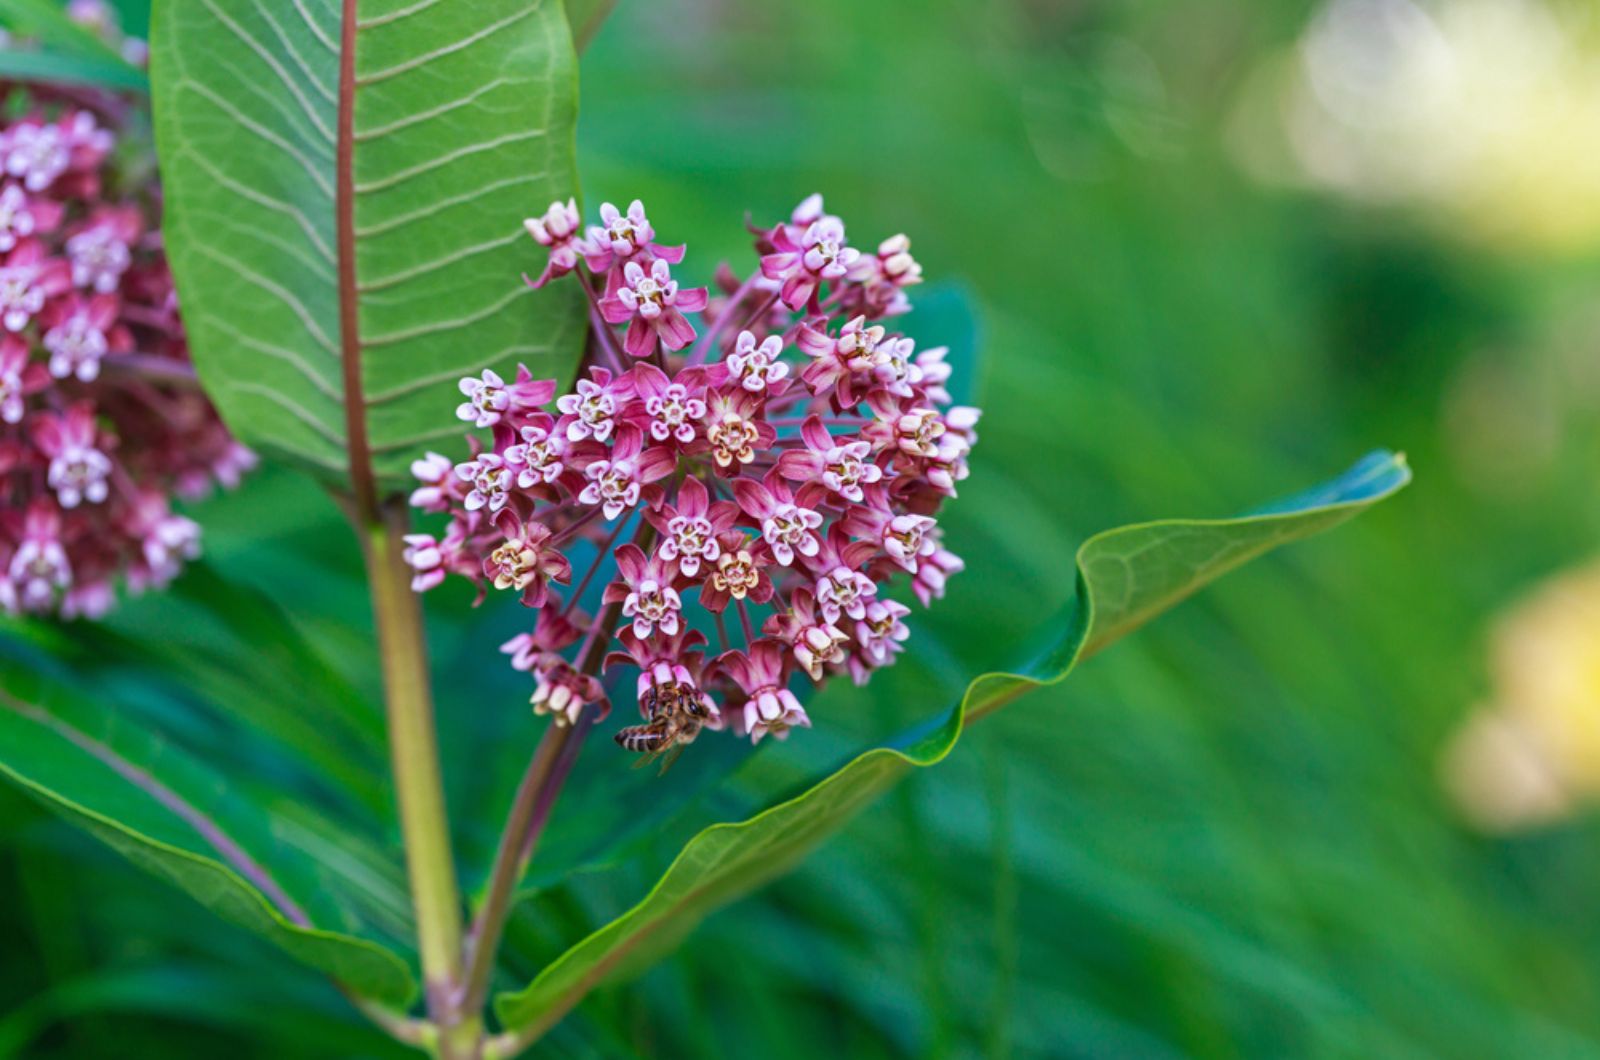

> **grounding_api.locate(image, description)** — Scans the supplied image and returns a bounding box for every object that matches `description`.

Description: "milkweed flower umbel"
[411,194,978,760]
[0,76,250,618]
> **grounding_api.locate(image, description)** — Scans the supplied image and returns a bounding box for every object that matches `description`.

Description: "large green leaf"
[0,646,417,1007]
[490,451,1411,1044]
[150,0,586,493]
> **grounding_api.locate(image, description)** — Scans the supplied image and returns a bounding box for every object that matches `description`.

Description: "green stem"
[459,719,571,1016]
[362,498,478,1056]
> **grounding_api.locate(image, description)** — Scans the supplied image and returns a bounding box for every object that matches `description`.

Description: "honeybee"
[616,680,712,773]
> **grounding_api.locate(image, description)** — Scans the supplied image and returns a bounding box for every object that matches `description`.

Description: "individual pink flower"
[796,315,886,406]
[630,361,707,444]
[605,543,683,639]
[409,451,457,512]
[725,330,789,392]
[140,511,201,584]
[761,215,859,311]
[504,420,577,490]
[855,598,911,669]
[700,532,776,613]
[555,366,620,442]
[844,492,940,573]
[40,293,124,381]
[870,233,923,288]
[732,470,825,567]
[455,451,512,513]
[530,656,607,726]
[766,588,850,681]
[65,206,139,292]
[599,258,707,359]
[403,528,472,593]
[803,526,880,623]
[776,416,884,504]
[3,120,70,192]
[0,240,70,332]
[578,425,675,520]
[715,639,810,744]
[865,401,948,461]
[523,198,582,288]
[456,365,556,429]
[0,183,60,252]
[646,475,737,577]
[61,579,115,618]
[698,386,775,472]
[33,403,110,508]
[7,503,70,612]
[483,510,570,607]
[580,199,684,273]
[868,334,923,399]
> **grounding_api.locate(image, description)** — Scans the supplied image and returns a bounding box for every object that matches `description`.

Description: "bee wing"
[655,741,687,776]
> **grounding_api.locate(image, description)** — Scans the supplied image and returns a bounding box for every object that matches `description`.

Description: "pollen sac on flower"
[413,192,980,758]
[0,58,251,619]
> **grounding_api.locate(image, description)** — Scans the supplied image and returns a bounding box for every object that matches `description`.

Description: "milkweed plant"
[0,3,1409,1058]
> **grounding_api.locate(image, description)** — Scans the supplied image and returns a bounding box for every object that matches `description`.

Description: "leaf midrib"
[334,0,377,517]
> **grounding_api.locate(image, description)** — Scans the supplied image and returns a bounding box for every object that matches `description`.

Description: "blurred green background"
[6,0,1600,1056]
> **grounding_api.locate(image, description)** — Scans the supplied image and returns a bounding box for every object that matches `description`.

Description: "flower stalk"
[361,498,477,1057]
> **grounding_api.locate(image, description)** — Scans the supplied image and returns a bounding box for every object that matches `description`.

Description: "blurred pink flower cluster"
[0,88,252,619]
[409,194,977,755]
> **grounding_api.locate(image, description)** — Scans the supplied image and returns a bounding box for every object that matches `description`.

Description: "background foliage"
[4,0,1600,1057]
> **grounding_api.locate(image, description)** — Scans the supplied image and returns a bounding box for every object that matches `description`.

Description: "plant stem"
[362,498,478,1056]
[99,352,201,389]
[458,704,592,1017]
[459,721,569,1014]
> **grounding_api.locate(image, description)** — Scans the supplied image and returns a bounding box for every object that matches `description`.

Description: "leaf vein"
[198,0,335,142]
[356,230,521,292]
[360,285,527,348]
[354,5,536,86]
[193,243,337,357]
[178,79,334,199]
[352,132,546,195]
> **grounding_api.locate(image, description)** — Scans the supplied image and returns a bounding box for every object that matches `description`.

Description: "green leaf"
[0,47,149,91]
[0,648,417,1007]
[150,0,587,495]
[1,0,132,59]
[491,451,1412,1042]
[0,0,149,90]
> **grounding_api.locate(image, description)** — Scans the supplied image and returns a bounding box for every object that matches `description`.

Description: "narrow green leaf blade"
[0,657,417,1006]
[492,452,1412,1039]
[150,0,586,490]
[0,0,136,62]
[0,46,149,90]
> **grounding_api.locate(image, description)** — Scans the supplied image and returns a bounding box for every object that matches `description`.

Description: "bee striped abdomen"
[616,722,670,753]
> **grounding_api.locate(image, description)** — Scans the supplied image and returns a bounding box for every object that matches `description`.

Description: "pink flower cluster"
[409,194,976,754]
[0,90,252,618]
